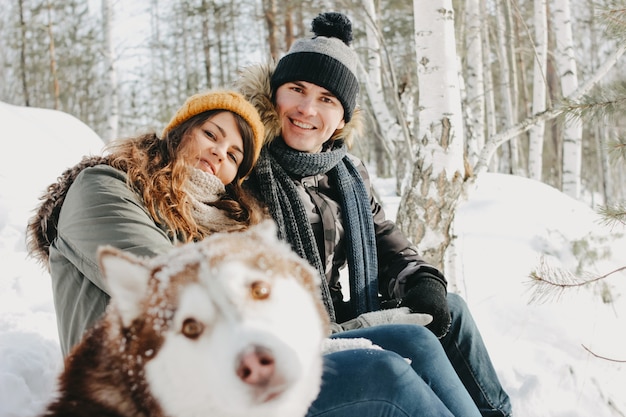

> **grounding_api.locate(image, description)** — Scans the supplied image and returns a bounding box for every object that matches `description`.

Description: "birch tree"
[474,44,626,176]
[527,0,549,181]
[463,0,486,167]
[493,0,519,174]
[554,0,582,198]
[45,0,60,110]
[479,0,497,171]
[396,0,466,272]
[359,0,413,191]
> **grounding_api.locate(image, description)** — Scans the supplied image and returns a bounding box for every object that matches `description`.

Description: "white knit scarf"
[183,167,241,233]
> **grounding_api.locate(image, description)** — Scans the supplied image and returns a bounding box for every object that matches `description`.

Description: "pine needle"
[607,136,626,164]
[596,203,626,229]
[527,257,626,304]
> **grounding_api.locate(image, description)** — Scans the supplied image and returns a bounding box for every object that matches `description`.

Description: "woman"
[27,90,267,356]
[27,89,474,417]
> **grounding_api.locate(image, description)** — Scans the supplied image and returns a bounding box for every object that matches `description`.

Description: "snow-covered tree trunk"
[553,0,582,199]
[464,0,485,167]
[102,0,119,142]
[396,0,466,273]
[528,0,548,181]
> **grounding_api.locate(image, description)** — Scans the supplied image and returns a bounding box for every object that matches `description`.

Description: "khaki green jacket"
[30,161,175,355]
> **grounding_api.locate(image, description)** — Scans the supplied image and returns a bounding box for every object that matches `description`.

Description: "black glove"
[399,275,451,338]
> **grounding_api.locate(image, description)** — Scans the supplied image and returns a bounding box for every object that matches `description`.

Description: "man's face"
[275,81,346,153]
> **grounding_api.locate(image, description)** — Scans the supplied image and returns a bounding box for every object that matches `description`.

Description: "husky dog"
[42,221,329,417]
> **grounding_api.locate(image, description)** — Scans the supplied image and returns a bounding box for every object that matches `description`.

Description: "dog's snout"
[237,346,275,386]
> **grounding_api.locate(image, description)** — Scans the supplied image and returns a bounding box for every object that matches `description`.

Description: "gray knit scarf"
[252,138,379,322]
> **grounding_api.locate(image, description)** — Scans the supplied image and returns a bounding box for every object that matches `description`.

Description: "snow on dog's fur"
[42,221,329,417]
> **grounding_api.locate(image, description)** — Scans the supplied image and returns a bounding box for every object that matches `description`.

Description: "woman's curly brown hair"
[105,110,266,243]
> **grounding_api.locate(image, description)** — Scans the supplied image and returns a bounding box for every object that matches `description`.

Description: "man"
[238,11,512,417]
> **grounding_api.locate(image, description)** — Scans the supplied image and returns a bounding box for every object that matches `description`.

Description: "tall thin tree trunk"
[45,0,60,110]
[527,0,548,181]
[201,0,212,88]
[480,0,498,171]
[228,0,239,78]
[598,124,612,205]
[554,0,583,199]
[494,0,517,174]
[284,1,294,50]
[504,0,522,174]
[464,0,485,167]
[18,0,30,106]
[217,9,225,87]
[182,1,191,94]
[151,0,169,117]
[102,0,119,142]
[262,0,279,60]
[514,9,530,175]
[361,0,411,193]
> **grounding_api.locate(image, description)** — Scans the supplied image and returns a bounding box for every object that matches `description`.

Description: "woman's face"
[183,112,244,185]
[275,81,345,153]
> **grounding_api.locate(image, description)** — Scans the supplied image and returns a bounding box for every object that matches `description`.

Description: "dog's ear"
[98,246,151,327]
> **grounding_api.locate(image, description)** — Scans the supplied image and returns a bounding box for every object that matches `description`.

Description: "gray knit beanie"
[270,12,359,122]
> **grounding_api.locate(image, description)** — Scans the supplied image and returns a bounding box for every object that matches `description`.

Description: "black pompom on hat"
[270,12,359,122]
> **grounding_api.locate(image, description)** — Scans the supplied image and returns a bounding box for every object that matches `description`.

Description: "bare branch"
[475,43,626,175]
[582,344,626,363]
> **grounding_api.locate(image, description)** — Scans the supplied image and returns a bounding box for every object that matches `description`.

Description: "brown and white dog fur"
[41,221,329,417]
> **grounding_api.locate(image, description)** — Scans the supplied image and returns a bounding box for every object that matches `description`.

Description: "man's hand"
[399,278,451,338]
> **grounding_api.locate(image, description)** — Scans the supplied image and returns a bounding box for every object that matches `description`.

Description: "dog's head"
[98,220,329,417]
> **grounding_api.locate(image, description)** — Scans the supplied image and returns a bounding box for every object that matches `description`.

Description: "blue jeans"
[307,324,481,417]
[442,293,513,417]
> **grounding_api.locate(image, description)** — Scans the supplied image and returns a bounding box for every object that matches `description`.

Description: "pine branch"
[597,203,626,229]
[608,136,626,163]
[527,257,626,304]
[559,82,626,124]
[599,5,626,46]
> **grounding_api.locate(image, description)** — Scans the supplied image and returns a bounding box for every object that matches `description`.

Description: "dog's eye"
[181,318,204,339]
[250,280,271,300]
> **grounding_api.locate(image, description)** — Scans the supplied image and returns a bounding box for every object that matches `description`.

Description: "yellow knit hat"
[162,90,265,167]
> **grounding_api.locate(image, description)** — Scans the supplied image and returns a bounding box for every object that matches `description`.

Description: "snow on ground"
[1,102,625,417]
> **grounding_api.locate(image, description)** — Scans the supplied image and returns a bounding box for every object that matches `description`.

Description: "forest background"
[1,0,625,290]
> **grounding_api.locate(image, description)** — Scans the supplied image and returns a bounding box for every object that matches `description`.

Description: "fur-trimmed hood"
[234,62,363,147]
[26,156,109,269]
